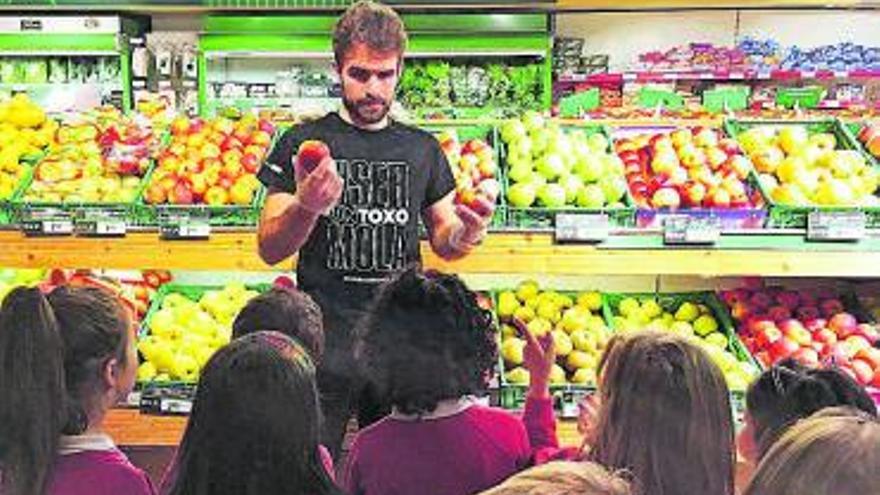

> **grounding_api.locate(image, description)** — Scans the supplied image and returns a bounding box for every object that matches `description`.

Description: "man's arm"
[423,191,493,261]
[257,188,322,265]
[257,157,344,265]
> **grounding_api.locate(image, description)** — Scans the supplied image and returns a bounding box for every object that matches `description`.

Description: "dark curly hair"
[232,287,325,362]
[358,268,497,416]
[746,358,877,460]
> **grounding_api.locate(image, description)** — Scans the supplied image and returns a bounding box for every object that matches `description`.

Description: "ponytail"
[0,287,68,495]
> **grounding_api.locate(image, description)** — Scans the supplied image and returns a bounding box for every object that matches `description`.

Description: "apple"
[755,325,782,348]
[804,317,828,333]
[829,313,858,339]
[707,188,731,208]
[651,187,681,209]
[855,324,879,343]
[813,328,838,346]
[297,140,330,174]
[770,337,799,361]
[229,179,255,206]
[792,347,820,367]
[851,359,875,386]
[204,185,228,205]
[169,180,194,205]
[768,305,792,322]
[171,116,190,136]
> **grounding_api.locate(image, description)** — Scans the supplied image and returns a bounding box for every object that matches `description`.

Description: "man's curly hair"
[333,0,408,65]
[358,268,497,416]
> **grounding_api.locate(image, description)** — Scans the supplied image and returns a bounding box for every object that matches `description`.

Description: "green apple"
[573,154,604,183]
[561,307,589,333]
[670,321,695,337]
[508,164,534,183]
[537,183,567,208]
[552,330,574,357]
[505,367,530,385]
[587,133,609,154]
[570,329,598,353]
[497,291,519,318]
[559,174,584,204]
[501,119,527,143]
[577,291,603,312]
[516,280,540,302]
[566,350,597,372]
[598,176,628,204]
[536,300,562,323]
[550,364,567,385]
[522,111,545,132]
[576,184,606,208]
[527,317,552,337]
[693,314,719,337]
[513,305,536,323]
[501,337,526,365]
[618,297,641,318]
[571,368,596,385]
[507,182,536,208]
[536,154,565,181]
[641,298,663,319]
[674,302,700,322]
[704,332,729,350]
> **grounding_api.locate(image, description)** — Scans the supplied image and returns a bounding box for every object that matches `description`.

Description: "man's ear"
[103,357,119,390]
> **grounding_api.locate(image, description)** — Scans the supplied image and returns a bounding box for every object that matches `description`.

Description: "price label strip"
[20,208,74,237]
[807,211,866,242]
[139,384,196,416]
[555,213,610,243]
[664,216,721,245]
[159,211,211,240]
[74,210,127,237]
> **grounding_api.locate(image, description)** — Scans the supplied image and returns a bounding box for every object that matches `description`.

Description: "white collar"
[389,396,476,421]
[58,433,117,455]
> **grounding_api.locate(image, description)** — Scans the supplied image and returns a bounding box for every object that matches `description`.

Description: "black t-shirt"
[258,112,455,316]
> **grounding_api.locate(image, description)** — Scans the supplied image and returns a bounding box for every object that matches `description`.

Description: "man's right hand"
[293,155,344,215]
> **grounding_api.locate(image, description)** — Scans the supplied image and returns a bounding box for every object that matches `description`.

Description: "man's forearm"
[258,194,321,265]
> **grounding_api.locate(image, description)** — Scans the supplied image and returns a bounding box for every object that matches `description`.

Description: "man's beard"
[342,92,392,126]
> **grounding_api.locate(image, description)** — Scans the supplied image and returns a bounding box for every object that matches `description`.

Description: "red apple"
[868,135,880,157]
[731,302,751,321]
[768,305,792,322]
[169,180,194,205]
[813,328,838,346]
[770,337,800,362]
[651,187,681,209]
[855,324,880,343]
[750,292,773,311]
[297,140,331,174]
[776,291,800,310]
[792,347,820,368]
[796,306,821,322]
[820,299,846,318]
[858,124,879,144]
[851,359,875,386]
[188,118,206,135]
[726,155,752,180]
[854,347,880,370]
[756,325,783,349]
[872,369,880,388]
[682,181,707,207]
[829,313,858,339]
[707,188,731,208]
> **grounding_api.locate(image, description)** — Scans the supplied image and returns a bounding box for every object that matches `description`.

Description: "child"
[743,407,880,495]
[478,461,632,495]
[738,358,877,465]
[342,269,557,495]
[162,331,341,495]
[0,286,153,495]
[571,332,736,495]
[232,286,325,361]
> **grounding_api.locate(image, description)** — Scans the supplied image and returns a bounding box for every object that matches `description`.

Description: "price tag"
[758,71,772,79]
[802,70,817,79]
[699,72,715,80]
[555,213,609,243]
[664,216,721,245]
[139,385,197,416]
[807,211,866,241]
[21,209,74,237]
[160,398,193,415]
[159,211,211,240]
[730,72,745,80]
[75,215,127,237]
[834,70,849,79]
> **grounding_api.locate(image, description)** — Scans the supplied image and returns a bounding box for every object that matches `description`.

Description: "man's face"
[337,42,401,126]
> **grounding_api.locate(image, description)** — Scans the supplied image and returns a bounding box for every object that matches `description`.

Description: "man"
[256,1,495,457]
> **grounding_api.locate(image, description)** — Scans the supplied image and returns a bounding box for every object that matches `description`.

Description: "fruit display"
[137,284,261,383]
[0,95,55,200]
[614,127,763,216]
[435,129,501,210]
[21,106,158,204]
[634,42,751,73]
[496,280,612,387]
[606,293,759,391]
[731,124,879,207]
[722,287,880,386]
[500,113,628,211]
[144,115,273,207]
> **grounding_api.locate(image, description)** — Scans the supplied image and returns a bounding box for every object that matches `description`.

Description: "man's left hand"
[453,193,496,248]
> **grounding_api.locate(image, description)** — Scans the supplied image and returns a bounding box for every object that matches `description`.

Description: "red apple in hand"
[297,140,331,174]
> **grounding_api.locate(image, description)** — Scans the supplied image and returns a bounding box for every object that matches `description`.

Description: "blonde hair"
[744,407,880,495]
[478,461,632,495]
[590,332,735,495]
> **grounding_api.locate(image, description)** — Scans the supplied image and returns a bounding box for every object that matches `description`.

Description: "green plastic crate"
[602,291,761,392]
[0,156,41,225]
[492,288,607,412]
[776,86,825,109]
[703,87,750,113]
[501,123,636,230]
[137,282,272,388]
[725,118,880,229]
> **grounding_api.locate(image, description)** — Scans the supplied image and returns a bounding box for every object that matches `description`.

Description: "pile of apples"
[500,112,628,209]
[23,107,157,204]
[735,125,879,206]
[0,94,56,200]
[435,129,500,209]
[614,127,760,210]
[137,283,260,383]
[608,295,758,391]
[496,280,612,386]
[144,115,273,206]
[723,287,880,387]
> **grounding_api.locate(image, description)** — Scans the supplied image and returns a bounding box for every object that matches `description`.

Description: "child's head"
[479,461,632,495]
[232,287,325,360]
[166,331,338,495]
[359,268,496,415]
[740,358,877,464]
[0,285,136,495]
[590,332,735,495]
[744,407,880,495]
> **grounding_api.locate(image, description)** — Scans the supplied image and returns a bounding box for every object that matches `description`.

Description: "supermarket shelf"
[104,407,582,448]
[555,0,860,9]
[556,68,880,85]
[5,230,880,276]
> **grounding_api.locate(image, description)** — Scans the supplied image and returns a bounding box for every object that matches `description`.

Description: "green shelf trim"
[204,15,338,34]
[409,34,549,55]
[586,233,880,252]
[0,34,117,53]
[200,34,331,54]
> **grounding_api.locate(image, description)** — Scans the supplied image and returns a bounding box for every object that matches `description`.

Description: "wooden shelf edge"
[3,230,880,277]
